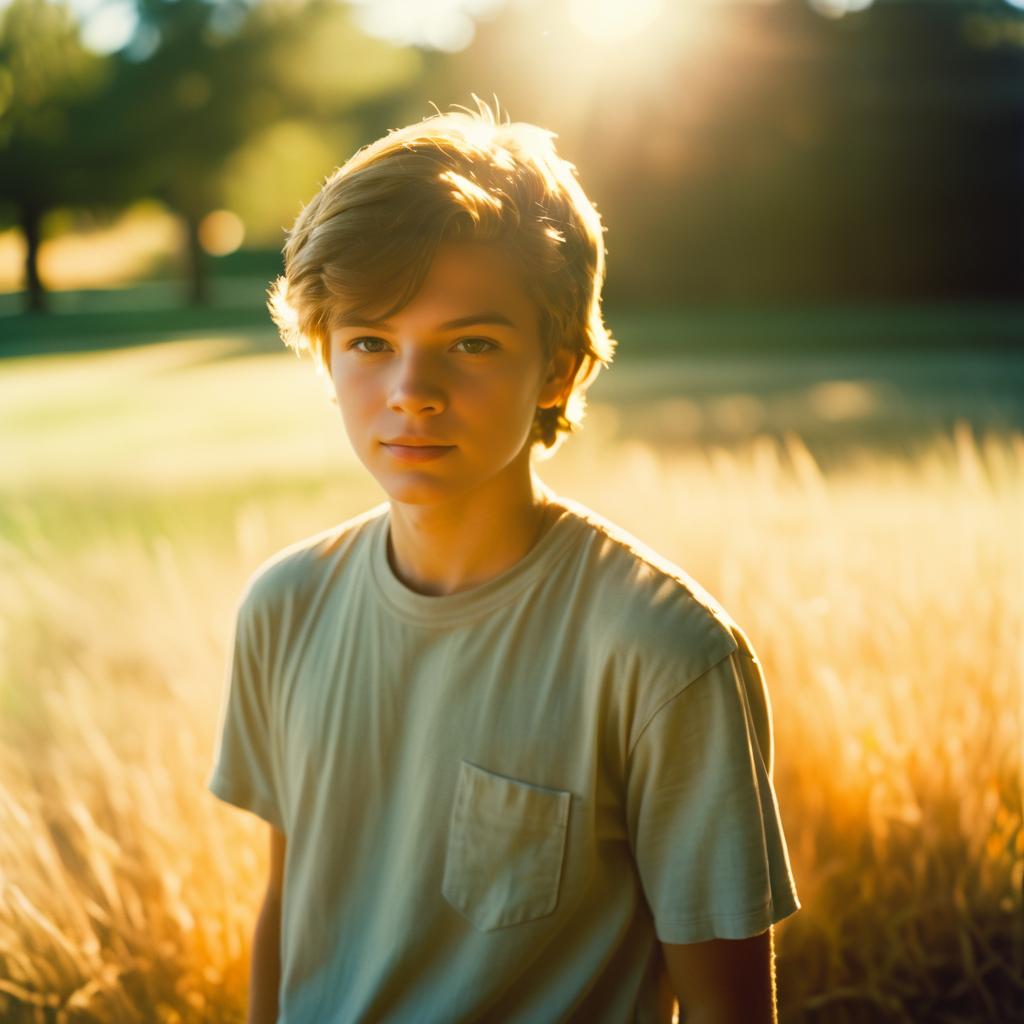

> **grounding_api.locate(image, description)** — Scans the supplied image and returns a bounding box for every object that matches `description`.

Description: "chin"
[375,474,466,506]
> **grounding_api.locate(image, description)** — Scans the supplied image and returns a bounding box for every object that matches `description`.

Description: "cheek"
[331,370,378,430]
[466,360,542,411]
[333,361,376,398]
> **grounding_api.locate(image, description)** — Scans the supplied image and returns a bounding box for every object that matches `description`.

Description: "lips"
[382,436,453,447]
[381,442,456,463]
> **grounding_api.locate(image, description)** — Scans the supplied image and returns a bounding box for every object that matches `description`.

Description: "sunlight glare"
[568,0,663,42]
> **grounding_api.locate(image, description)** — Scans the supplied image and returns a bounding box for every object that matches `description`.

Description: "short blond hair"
[267,96,616,452]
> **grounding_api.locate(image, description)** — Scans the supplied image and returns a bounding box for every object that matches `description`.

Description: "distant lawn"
[3,275,1022,517]
[2,320,1022,558]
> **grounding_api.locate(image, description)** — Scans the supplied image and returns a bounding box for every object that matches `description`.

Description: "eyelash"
[348,337,498,355]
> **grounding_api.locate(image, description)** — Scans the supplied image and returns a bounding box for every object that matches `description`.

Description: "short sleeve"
[205,584,285,832]
[626,649,800,944]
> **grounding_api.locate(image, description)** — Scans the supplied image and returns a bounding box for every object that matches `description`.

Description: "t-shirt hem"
[653,890,802,944]
[206,770,285,832]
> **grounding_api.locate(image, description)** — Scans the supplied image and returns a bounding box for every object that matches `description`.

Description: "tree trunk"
[20,203,47,314]
[183,210,210,305]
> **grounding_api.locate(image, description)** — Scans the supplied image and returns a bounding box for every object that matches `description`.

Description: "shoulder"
[238,501,387,620]
[556,497,741,684]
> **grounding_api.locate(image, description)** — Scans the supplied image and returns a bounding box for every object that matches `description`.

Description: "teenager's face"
[328,241,575,506]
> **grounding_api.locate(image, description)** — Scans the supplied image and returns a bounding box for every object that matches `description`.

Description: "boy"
[206,98,801,1024]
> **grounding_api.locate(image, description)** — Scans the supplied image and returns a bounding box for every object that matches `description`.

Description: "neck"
[385,466,557,597]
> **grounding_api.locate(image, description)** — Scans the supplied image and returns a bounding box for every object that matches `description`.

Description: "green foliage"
[219,119,358,246]
[261,0,422,115]
[0,0,112,213]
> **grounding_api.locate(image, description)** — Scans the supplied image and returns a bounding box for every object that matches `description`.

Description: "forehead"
[333,241,540,334]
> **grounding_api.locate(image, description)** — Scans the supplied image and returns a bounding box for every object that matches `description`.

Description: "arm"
[247,825,287,1024]
[661,926,776,1024]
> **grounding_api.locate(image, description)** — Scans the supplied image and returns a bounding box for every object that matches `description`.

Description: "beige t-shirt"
[206,494,801,1023]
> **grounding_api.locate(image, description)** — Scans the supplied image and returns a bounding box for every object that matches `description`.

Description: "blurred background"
[1,1,1022,1022]
[2,0,1023,462]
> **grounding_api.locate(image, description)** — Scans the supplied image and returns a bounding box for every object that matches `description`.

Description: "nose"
[386,349,448,416]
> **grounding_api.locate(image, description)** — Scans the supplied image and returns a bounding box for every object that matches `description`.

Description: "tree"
[0,0,422,313]
[0,0,112,312]
[85,0,423,306]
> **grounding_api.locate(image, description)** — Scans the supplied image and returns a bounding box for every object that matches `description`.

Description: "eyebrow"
[332,311,519,332]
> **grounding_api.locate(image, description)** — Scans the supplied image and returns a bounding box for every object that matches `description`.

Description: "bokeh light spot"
[198,210,245,257]
[807,380,879,422]
[808,0,875,19]
[80,0,137,54]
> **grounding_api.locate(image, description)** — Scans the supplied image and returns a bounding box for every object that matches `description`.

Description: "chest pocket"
[442,759,572,932]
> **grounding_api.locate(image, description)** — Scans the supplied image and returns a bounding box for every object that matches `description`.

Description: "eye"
[350,336,391,354]
[455,337,498,355]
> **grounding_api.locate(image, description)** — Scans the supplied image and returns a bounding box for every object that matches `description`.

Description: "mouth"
[381,442,456,462]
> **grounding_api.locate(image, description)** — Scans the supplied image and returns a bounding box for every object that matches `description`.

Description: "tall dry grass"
[1,419,1021,1023]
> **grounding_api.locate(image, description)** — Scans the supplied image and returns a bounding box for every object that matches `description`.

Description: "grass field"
[1,325,1022,1022]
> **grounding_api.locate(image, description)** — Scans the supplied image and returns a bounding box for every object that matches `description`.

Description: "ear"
[537,347,583,410]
